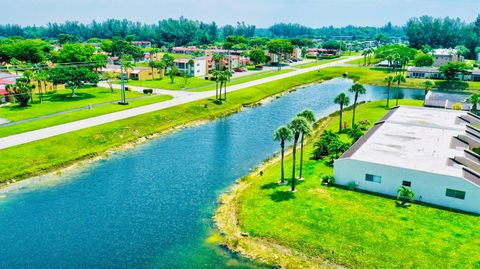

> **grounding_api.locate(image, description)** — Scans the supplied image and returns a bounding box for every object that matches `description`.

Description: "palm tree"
[296,110,315,181]
[287,117,310,192]
[397,186,415,206]
[120,57,134,104]
[384,76,394,108]
[273,126,293,185]
[148,60,159,80]
[348,83,366,126]
[217,72,227,101]
[212,53,224,70]
[361,49,369,66]
[222,70,232,100]
[422,80,435,106]
[212,70,221,100]
[393,74,405,106]
[467,94,480,114]
[334,93,350,132]
[33,70,47,103]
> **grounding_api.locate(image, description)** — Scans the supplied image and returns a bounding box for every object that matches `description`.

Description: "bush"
[143,89,153,94]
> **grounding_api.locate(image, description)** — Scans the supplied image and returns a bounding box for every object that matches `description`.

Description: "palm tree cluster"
[361,48,374,66]
[383,74,407,107]
[273,109,315,192]
[212,70,232,102]
[334,83,366,132]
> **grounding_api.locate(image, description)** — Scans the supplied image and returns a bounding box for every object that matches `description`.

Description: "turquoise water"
[0,79,460,268]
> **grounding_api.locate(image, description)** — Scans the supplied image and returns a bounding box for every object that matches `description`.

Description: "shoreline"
[0,79,326,193]
[213,106,364,268]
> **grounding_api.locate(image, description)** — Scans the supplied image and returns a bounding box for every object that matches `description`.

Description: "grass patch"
[320,66,480,91]
[294,58,346,69]
[0,87,145,122]
[0,69,340,183]
[0,95,172,137]
[224,100,480,268]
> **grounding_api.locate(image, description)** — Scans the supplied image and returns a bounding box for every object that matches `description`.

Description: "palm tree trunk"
[224,82,227,100]
[396,85,400,106]
[386,85,390,107]
[280,144,286,184]
[299,134,305,180]
[215,81,218,100]
[339,105,343,131]
[291,138,298,192]
[352,95,358,126]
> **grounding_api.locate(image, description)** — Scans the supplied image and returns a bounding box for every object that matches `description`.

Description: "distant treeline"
[406,15,480,56]
[0,18,405,46]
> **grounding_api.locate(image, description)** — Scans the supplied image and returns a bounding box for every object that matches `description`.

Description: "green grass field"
[293,58,345,69]
[116,69,293,92]
[235,100,480,268]
[319,66,480,91]
[0,69,337,183]
[0,87,147,122]
[0,95,172,137]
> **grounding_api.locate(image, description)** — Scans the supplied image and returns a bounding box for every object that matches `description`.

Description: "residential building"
[334,106,480,214]
[407,67,480,81]
[424,92,471,110]
[432,48,462,67]
[131,41,152,49]
[407,67,442,79]
[174,58,207,77]
[99,65,164,80]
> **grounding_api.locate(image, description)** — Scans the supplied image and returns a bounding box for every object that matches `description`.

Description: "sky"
[2,0,479,27]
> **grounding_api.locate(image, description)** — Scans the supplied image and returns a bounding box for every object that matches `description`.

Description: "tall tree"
[393,74,405,106]
[296,109,315,181]
[467,94,480,114]
[273,126,293,185]
[334,93,350,132]
[384,76,394,108]
[287,117,310,192]
[348,83,366,126]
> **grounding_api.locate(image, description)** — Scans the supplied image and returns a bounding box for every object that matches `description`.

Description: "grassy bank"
[0,69,339,184]
[319,66,480,91]
[215,100,480,269]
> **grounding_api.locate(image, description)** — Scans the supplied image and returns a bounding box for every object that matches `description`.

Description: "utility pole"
[118,62,128,105]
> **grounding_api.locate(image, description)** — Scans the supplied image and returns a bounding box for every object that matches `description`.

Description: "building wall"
[333,159,480,214]
[193,59,207,77]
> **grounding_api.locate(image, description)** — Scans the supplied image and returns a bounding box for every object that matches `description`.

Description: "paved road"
[0,56,361,150]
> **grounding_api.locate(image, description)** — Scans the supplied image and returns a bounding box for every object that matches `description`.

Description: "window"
[402,181,411,187]
[365,174,381,183]
[446,189,466,200]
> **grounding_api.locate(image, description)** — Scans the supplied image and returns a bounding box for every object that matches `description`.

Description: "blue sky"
[2,0,478,27]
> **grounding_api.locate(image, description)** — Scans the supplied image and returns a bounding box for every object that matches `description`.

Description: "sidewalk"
[0,56,361,150]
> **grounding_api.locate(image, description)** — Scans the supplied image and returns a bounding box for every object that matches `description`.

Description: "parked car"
[255,65,264,70]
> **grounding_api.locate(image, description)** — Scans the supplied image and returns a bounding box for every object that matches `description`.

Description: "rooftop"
[432,48,457,56]
[340,106,480,183]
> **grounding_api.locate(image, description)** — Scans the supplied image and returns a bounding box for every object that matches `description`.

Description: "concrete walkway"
[0,56,361,150]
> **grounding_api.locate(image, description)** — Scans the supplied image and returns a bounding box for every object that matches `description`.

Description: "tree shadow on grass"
[260,182,280,190]
[269,191,296,202]
[48,92,96,102]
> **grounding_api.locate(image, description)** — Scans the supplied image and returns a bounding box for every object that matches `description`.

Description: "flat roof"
[340,106,469,177]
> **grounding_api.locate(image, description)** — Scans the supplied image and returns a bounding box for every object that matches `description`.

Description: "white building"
[174,58,207,77]
[334,106,480,214]
[432,48,462,67]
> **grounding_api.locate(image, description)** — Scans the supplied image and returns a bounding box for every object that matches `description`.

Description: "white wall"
[333,159,480,214]
[194,59,207,77]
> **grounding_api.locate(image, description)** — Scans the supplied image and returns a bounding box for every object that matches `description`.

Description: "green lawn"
[0,69,340,183]
[115,77,213,90]
[116,69,293,92]
[0,95,172,137]
[320,66,480,91]
[293,58,345,69]
[346,57,382,65]
[0,87,147,122]
[235,100,480,268]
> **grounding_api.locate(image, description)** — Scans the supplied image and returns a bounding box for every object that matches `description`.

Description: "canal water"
[0,79,464,268]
